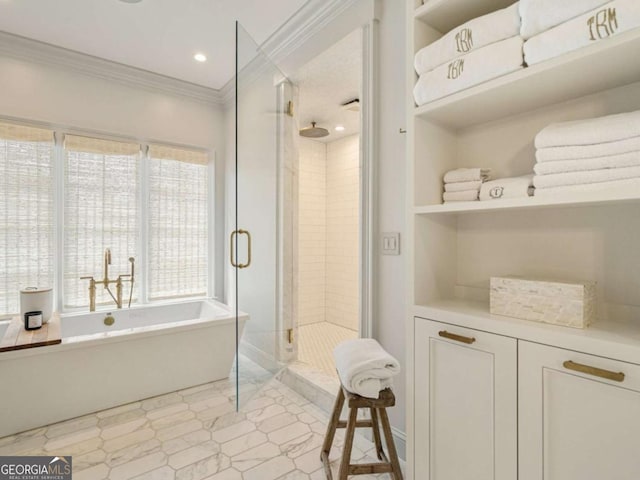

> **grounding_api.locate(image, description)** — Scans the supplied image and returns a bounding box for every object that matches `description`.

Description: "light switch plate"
[381,232,400,255]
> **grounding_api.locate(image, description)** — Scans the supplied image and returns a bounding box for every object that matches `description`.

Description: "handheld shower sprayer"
[128,257,135,308]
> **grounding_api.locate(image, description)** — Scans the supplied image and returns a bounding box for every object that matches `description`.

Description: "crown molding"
[220,0,362,106]
[0,31,224,106]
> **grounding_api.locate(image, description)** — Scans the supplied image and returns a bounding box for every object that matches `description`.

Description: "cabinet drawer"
[519,341,640,480]
[414,318,517,480]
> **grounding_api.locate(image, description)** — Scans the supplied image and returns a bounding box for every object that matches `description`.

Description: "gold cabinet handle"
[438,330,476,345]
[563,360,625,382]
[230,229,252,269]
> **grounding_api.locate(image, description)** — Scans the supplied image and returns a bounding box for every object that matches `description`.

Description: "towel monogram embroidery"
[455,28,474,53]
[447,59,465,80]
[587,8,618,40]
[489,186,504,199]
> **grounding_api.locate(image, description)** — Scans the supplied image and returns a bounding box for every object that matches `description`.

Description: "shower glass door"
[232,22,296,408]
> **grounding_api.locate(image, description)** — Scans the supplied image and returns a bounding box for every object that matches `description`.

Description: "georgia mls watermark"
[0,456,72,480]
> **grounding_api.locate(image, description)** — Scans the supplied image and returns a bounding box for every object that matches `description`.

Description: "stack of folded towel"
[333,339,401,399]
[413,3,523,107]
[480,175,534,200]
[533,110,640,196]
[522,0,640,66]
[443,168,490,202]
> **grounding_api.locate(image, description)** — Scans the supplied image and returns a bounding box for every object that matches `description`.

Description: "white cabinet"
[414,318,517,480]
[519,341,640,480]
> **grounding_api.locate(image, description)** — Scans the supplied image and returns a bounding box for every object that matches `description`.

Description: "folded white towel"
[524,0,640,65]
[536,136,640,162]
[413,36,524,106]
[520,0,611,39]
[535,110,640,148]
[414,3,521,75]
[444,180,484,192]
[480,175,534,200]
[444,168,491,183]
[534,177,640,196]
[443,190,479,202]
[534,151,640,175]
[533,165,640,188]
[333,339,400,399]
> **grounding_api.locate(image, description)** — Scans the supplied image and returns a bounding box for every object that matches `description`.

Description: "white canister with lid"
[20,287,53,324]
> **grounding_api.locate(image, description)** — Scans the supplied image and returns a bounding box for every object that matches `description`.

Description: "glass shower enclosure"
[231,22,297,408]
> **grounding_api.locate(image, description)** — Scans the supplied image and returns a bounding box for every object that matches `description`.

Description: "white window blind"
[0,122,54,315]
[148,145,208,300]
[64,135,139,308]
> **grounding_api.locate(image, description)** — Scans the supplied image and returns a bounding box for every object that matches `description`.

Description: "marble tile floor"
[0,374,403,480]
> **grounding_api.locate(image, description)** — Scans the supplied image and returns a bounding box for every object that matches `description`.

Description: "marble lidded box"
[490,276,596,329]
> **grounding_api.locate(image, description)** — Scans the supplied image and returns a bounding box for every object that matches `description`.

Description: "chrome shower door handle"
[230,229,252,269]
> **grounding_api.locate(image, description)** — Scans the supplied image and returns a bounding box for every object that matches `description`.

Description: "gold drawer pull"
[438,330,476,345]
[563,360,625,382]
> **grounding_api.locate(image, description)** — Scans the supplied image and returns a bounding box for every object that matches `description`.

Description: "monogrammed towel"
[524,0,640,65]
[414,2,521,75]
[413,36,524,106]
[535,110,640,148]
[536,136,640,162]
[520,0,611,39]
[479,175,534,200]
[534,151,640,174]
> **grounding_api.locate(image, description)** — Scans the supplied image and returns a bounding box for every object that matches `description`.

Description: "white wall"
[0,54,227,300]
[298,137,327,326]
[326,134,360,331]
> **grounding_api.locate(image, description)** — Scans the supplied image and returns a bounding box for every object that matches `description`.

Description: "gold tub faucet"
[80,248,135,312]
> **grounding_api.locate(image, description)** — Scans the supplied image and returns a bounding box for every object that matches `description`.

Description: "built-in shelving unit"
[406,0,640,476]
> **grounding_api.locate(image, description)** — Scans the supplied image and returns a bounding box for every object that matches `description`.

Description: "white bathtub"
[0,300,246,438]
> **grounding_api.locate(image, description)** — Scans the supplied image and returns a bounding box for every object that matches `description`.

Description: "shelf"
[414,0,515,33]
[414,299,640,365]
[414,190,640,215]
[414,29,640,129]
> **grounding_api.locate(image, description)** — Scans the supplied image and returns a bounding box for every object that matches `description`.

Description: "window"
[0,122,54,315]
[63,135,140,308]
[148,145,209,300]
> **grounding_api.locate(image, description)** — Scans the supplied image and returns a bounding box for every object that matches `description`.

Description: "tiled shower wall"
[298,134,359,331]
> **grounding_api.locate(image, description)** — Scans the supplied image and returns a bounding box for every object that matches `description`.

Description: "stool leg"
[370,407,384,460]
[321,388,345,462]
[338,406,359,480]
[379,407,404,480]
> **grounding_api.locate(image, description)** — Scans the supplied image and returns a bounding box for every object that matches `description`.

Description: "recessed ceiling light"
[335,125,345,132]
[194,53,207,63]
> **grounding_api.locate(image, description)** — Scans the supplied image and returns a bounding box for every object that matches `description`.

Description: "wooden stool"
[321,385,403,480]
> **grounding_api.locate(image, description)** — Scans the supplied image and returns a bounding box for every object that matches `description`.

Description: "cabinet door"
[519,341,640,480]
[414,318,517,480]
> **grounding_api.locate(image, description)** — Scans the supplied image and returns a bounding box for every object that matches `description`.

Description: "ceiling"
[0,0,307,90]
[292,30,361,143]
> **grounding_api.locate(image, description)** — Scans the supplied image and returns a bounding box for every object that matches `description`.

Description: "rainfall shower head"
[299,122,329,138]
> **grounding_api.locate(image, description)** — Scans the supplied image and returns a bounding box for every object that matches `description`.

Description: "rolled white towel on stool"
[524,0,640,65]
[444,167,491,183]
[535,110,640,148]
[536,136,640,162]
[480,175,534,200]
[414,2,521,75]
[519,0,611,39]
[333,339,401,399]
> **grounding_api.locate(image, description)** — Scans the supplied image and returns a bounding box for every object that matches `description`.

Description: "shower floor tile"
[0,357,402,479]
[297,322,358,377]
